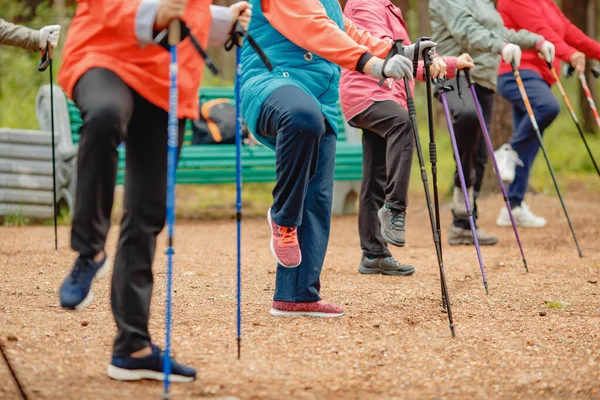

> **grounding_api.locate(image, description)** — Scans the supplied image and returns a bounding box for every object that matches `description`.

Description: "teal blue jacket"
[240,0,345,150]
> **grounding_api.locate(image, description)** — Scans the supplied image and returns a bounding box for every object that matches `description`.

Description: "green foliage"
[2,211,30,227]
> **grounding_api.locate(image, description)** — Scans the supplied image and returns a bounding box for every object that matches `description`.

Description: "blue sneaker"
[107,344,196,382]
[59,254,111,310]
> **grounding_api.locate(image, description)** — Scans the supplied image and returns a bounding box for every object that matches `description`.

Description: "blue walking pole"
[163,20,180,399]
[234,44,243,360]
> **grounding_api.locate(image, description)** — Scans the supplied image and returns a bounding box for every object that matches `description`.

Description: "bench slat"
[0,173,54,190]
[0,188,54,205]
[0,203,54,219]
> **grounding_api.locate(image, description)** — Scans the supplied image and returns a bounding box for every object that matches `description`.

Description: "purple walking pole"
[438,85,489,295]
[463,69,528,273]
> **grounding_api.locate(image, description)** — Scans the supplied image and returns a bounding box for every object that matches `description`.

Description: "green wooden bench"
[67,87,361,184]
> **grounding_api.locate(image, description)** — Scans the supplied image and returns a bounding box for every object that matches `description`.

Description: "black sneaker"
[377,206,406,247]
[358,256,415,276]
[59,254,111,310]
[107,344,196,383]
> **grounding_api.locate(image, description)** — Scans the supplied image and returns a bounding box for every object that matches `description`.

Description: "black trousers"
[71,68,185,356]
[350,100,414,258]
[436,76,494,229]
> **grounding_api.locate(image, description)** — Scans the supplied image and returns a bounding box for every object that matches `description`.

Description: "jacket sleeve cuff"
[443,56,458,79]
[135,0,160,46]
[208,5,233,47]
[356,51,374,73]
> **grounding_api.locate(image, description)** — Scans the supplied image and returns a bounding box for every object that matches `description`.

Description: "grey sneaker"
[448,225,498,246]
[377,206,406,247]
[358,256,415,276]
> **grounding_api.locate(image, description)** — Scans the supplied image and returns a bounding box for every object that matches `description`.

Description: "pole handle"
[463,68,474,87]
[420,37,433,67]
[168,20,181,46]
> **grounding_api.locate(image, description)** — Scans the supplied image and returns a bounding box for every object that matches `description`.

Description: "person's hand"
[456,53,474,70]
[39,25,61,50]
[430,57,447,79]
[537,41,555,63]
[155,0,188,30]
[403,40,437,61]
[366,55,413,81]
[570,51,586,74]
[501,43,522,67]
[230,1,252,32]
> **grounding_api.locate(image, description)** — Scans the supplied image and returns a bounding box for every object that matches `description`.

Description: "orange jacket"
[58,0,212,119]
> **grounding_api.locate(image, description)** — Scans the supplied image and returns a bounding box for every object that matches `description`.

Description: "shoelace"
[388,211,406,231]
[277,226,297,246]
[70,257,94,284]
[384,257,400,266]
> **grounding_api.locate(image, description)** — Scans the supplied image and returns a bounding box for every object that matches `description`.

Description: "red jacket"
[340,0,457,121]
[497,0,600,85]
[58,0,212,119]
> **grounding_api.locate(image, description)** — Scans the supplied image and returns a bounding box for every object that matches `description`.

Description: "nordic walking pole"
[463,69,528,272]
[510,62,583,257]
[234,44,242,360]
[225,21,245,360]
[0,339,28,400]
[439,85,489,294]
[547,62,600,177]
[393,41,454,336]
[163,19,180,399]
[224,16,273,359]
[38,45,58,250]
[419,41,448,305]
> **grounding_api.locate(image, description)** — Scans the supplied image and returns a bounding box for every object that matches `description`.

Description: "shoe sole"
[63,257,112,311]
[267,209,301,268]
[358,264,415,276]
[448,237,498,246]
[107,365,195,382]
[269,308,344,318]
[496,217,546,228]
[377,208,405,247]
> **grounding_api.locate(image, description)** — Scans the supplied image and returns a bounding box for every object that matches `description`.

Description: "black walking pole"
[38,45,58,250]
[0,339,28,399]
[384,40,455,336]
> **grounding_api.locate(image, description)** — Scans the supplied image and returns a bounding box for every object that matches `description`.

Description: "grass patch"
[2,212,30,227]
[545,300,570,309]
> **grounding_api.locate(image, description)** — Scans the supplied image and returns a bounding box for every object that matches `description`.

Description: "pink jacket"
[340,0,458,122]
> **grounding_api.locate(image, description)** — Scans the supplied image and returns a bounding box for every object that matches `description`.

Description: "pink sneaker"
[270,300,344,317]
[267,208,301,268]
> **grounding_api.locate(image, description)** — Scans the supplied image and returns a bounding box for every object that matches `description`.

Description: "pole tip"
[450,325,456,338]
[237,338,241,360]
[523,259,529,273]
[484,281,489,295]
[161,393,171,400]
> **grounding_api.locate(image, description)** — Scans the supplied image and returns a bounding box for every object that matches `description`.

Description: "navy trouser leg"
[256,85,335,302]
[498,71,560,207]
[257,85,327,227]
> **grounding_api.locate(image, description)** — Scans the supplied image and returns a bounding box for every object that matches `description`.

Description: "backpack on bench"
[191,99,248,145]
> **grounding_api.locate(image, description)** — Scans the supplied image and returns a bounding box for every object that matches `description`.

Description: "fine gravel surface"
[1,192,599,399]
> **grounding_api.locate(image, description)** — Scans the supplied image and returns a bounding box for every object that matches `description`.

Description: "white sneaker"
[494,144,524,183]
[496,201,546,228]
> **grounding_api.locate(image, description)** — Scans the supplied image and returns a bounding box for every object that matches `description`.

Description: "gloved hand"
[501,43,522,67]
[537,40,555,63]
[370,54,414,81]
[402,40,437,61]
[39,25,61,50]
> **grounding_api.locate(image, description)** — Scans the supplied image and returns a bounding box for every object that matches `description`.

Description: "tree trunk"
[481,94,513,195]
[563,0,598,134]
[418,0,431,38]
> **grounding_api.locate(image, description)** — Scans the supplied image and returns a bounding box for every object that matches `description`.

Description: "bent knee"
[534,97,560,124]
[281,102,326,140]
